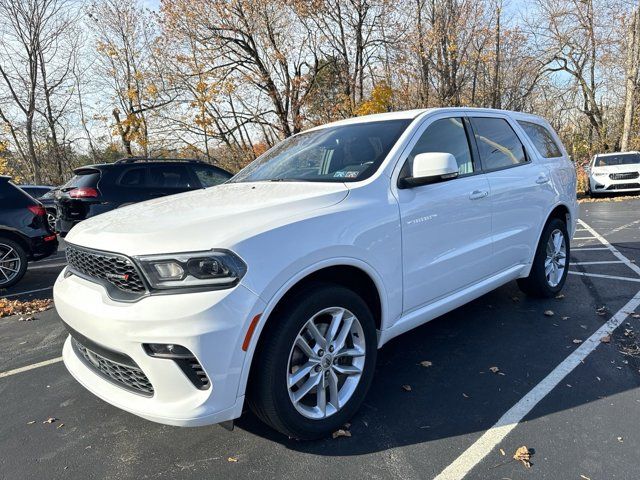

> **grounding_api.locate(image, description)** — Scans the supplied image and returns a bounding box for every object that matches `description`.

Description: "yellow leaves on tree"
[355,82,394,116]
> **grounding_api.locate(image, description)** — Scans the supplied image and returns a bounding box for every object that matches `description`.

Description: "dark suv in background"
[55,158,232,236]
[0,176,58,288]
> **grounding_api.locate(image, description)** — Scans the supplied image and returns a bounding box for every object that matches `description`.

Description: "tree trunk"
[622,6,640,151]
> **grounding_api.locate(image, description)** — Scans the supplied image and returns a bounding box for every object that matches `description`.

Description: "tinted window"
[517,120,562,158]
[63,171,101,188]
[230,119,411,183]
[402,117,473,177]
[594,153,640,166]
[118,167,147,187]
[193,166,229,187]
[471,117,527,170]
[0,180,33,205]
[148,165,193,188]
[21,186,51,198]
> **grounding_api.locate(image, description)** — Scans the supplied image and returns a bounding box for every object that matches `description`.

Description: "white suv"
[54,108,577,439]
[588,151,640,196]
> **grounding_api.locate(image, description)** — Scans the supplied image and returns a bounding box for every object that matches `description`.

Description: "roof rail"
[114,157,206,164]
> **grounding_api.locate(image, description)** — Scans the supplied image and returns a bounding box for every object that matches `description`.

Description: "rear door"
[469,115,555,272]
[395,115,494,312]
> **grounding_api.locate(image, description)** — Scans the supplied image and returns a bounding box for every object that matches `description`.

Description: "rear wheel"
[0,239,28,289]
[518,217,569,298]
[248,283,377,439]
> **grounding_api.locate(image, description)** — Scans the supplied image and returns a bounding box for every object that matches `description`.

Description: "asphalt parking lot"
[1,200,640,480]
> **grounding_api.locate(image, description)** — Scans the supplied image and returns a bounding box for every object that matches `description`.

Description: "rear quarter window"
[517,120,562,158]
[64,171,101,188]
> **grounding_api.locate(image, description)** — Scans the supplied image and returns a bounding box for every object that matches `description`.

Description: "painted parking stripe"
[573,236,596,240]
[0,357,63,379]
[578,219,640,277]
[28,262,67,270]
[571,247,609,251]
[570,260,625,265]
[1,286,53,298]
[568,271,640,283]
[434,289,640,480]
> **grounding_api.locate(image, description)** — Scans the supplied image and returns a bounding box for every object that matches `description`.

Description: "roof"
[594,151,640,157]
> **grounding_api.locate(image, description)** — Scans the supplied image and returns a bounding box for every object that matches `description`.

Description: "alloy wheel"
[287,306,366,420]
[545,229,566,287]
[0,243,22,286]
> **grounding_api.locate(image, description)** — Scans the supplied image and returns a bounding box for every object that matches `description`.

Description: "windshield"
[230,119,412,183]
[594,153,640,167]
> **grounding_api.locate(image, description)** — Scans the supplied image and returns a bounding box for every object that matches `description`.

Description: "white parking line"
[568,271,640,283]
[571,260,624,265]
[0,357,63,379]
[578,219,640,277]
[434,289,640,480]
[571,247,609,251]
[435,219,640,479]
[605,218,640,236]
[28,262,67,270]
[573,236,596,240]
[1,286,53,298]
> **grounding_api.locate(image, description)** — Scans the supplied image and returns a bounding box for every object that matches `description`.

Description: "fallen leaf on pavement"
[332,429,352,439]
[26,421,35,425]
[513,445,532,468]
[511,296,520,302]
[562,316,570,320]
[420,360,433,367]
[499,448,505,456]
[617,436,624,443]
[0,298,53,319]
[56,423,64,429]
[573,339,583,344]
[43,417,57,424]
[555,294,565,299]
[227,457,238,463]
[596,306,607,316]
[401,384,412,392]
[489,366,500,373]
[544,310,554,317]
[580,475,591,480]
[632,313,640,319]
[601,335,611,343]
[462,393,469,398]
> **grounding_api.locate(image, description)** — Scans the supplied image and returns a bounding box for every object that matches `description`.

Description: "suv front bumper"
[54,269,265,426]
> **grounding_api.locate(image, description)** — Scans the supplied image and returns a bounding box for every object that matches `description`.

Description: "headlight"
[136,250,247,291]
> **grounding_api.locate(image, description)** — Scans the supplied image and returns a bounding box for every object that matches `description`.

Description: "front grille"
[606,182,640,190]
[609,172,639,180]
[72,338,154,396]
[66,244,146,294]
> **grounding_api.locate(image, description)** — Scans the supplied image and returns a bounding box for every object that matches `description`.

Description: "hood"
[66,182,349,255]
[591,163,640,173]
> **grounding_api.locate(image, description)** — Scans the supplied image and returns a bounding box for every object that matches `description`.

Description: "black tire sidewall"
[0,239,28,289]
[532,218,570,296]
[256,283,377,439]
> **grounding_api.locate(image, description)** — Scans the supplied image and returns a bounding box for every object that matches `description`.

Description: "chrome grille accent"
[609,172,639,180]
[72,338,154,396]
[66,244,146,294]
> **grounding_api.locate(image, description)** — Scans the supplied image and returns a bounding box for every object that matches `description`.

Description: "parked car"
[587,151,640,196]
[54,158,232,236]
[0,177,58,289]
[54,108,577,439]
[19,185,57,231]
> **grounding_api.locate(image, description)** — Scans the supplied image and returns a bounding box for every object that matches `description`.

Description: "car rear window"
[517,120,562,158]
[64,170,101,188]
[0,180,35,205]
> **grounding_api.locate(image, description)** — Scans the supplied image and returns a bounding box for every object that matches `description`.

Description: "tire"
[517,217,569,298]
[0,238,28,289]
[248,282,377,440]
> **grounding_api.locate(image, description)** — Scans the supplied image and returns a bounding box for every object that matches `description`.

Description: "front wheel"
[248,283,377,439]
[518,217,569,298]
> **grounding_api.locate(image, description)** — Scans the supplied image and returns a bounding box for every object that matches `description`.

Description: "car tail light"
[69,187,98,198]
[27,205,46,216]
[44,234,56,242]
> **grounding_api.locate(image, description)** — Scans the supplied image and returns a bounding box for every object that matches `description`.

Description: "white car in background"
[588,151,640,196]
[54,108,577,440]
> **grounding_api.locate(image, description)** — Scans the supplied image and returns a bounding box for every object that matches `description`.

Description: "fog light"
[144,343,211,390]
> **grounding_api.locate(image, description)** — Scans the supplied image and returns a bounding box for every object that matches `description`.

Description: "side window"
[148,165,193,189]
[517,120,562,158]
[192,166,229,187]
[470,117,527,170]
[118,167,147,187]
[402,117,474,177]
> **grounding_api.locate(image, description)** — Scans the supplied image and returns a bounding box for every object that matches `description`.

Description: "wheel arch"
[236,259,386,399]
[0,228,30,255]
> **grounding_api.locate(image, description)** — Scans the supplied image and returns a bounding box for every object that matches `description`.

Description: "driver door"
[395,116,494,313]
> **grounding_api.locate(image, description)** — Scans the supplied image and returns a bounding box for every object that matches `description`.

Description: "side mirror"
[399,152,459,189]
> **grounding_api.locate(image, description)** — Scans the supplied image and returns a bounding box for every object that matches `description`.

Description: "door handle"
[536,174,550,185]
[469,190,489,200]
